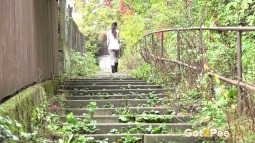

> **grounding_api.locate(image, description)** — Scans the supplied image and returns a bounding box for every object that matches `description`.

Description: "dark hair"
[111,22,118,39]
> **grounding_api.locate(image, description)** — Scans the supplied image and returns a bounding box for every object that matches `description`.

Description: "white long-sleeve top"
[107,29,120,50]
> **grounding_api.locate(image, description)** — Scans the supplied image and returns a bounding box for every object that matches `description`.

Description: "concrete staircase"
[52,75,206,143]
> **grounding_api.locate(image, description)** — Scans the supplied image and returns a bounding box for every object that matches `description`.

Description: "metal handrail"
[132,27,255,47]
[153,56,255,91]
[131,26,255,114]
[146,27,255,35]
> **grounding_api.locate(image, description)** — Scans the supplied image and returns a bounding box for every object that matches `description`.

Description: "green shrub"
[64,50,99,78]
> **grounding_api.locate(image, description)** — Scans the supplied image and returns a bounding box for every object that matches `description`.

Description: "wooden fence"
[0,0,59,101]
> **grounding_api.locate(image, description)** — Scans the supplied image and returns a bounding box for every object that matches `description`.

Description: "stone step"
[66,78,138,81]
[65,78,139,82]
[60,115,191,123]
[50,77,201,143]
[92,123,194,134]
[64,80,146,83]
[52,107,176,116]
[57,89,168,95]
[71,134,208,143]
[54,123,194,134]
[144,134,210,143]
[65,94,168,100]
[59,85,161,90]
[61,81,149,85]
[92,73,131,77]
[53,99,169,108]
[62,81,148,85]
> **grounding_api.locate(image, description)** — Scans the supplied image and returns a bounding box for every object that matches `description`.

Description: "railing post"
[198,30,204,70]
[144,37,149,63]
[144,37,146,62]
[177,32,181,69]
[144,36,147,50]
[161,32,164,58]
[209,76,215,98]
[131,46,133,56]
[151,34,154,54]
[237,31,243,115]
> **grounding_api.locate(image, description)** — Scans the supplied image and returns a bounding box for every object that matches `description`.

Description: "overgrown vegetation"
[1,0,255,142]
[62,50,99,79]
[110,124,168,134]
[0,99,100,143]
[0,108,19,142]
[111,1,255,142]
[131,62,254,142]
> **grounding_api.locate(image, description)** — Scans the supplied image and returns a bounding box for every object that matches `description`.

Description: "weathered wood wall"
[0,0,59,101]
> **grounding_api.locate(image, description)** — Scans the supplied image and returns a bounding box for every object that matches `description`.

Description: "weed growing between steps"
[0,98,104,142]
[116,107,176,124]
[102,102,115,108]
[115,108,133,116]
[119,135,142,143]
[142,110,160,115]
[135,92,162,100]
[137,99,169,107]
[136,115,174,123]
[118,115,135,123]
[98,94,109,99]
[50,112,98,134]
[109,124,172,134]
[145,114,175,122]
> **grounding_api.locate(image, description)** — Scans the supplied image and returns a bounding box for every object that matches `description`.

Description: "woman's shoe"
[111,66,116,73]
[115,63,118,72]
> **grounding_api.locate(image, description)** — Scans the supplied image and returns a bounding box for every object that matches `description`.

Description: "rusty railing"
[131,27,255,115]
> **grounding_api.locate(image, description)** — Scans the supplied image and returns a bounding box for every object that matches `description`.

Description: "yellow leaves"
[204,116,211,122]
[231,104,236,110]
[223,92,229,101]
[214,75,220,85]
[204,64,209,71]
[223,92,227,98]
[75,2,84,9]
[220,86,225,93]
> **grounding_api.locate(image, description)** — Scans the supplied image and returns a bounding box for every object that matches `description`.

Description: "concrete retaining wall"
[0,80,59,132]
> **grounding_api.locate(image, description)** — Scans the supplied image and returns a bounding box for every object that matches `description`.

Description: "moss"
[41,80,60,97]
[0,80,59,132]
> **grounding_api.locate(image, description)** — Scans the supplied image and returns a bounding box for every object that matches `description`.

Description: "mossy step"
[61,81,149,85]
[60,115,192,123]
[64,80,146,83]
[59,85,162,90]
[57,89,168,95]
[63,80,147,83]
[55,123,194,134]
[52,99,169,108]
[66,134,209,143]
[89,123,194,134]
[65,94,168,100]
[66,78,138,81]
[51,107,177,116]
